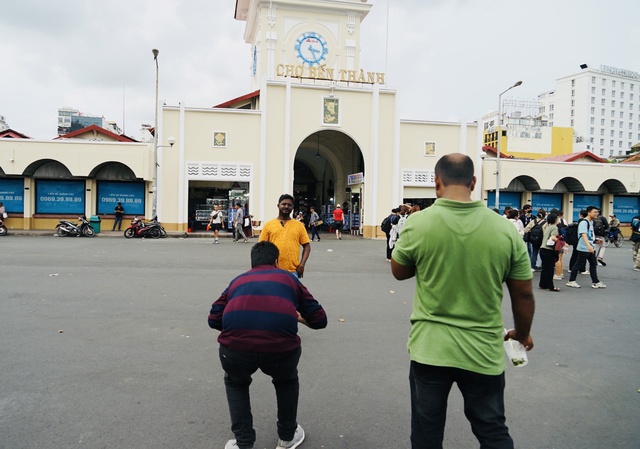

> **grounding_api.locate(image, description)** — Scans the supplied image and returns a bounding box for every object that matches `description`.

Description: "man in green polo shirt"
[391,153,535,449]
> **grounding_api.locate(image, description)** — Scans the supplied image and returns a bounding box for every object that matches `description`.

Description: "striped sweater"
[208,265,327,352]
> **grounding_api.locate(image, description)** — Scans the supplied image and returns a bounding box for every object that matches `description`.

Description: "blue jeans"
[219,346,301,448]
[409,361,513,449]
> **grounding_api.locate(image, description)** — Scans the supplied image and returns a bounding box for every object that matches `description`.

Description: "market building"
[0,0,638,234]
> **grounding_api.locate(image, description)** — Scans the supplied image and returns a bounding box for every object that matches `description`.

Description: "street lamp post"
[152,49,159,219]
[495,80,523,211]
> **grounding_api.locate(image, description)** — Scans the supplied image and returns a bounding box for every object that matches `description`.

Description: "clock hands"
[308,45,320,58]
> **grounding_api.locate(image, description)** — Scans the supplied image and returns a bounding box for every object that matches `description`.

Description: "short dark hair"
[523,204,532,211]
[251,241,279,268]
[579,209,587,218]
[547,213,558,225]
[434,153,474,187]
[507,209,519,219]
[278,194,295,204]
[586,206,599,213]
[235,202,242,207]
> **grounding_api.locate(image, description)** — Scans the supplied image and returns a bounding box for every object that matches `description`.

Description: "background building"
[538,64,640,158]
[57,107,122,137]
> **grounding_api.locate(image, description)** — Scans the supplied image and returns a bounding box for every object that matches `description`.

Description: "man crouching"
[208,241,327,449]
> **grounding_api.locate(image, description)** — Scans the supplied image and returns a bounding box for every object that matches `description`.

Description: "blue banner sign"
[572,194,602,221]
[486,192,522,212]
[531,193,562,214]
[612,196,640,223]
[36,180,85,214]
[0,179,24,213]
[97,181,145,215]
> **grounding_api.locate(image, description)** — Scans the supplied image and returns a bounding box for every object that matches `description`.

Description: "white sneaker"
[225,440,252,449]
[634,267,640,272]
[553,275,563,280]
[591,282,607,289]
[566,281,581,288]
[581,270,590,275]
[276,425,305,449]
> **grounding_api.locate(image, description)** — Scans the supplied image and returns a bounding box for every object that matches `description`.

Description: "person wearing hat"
[332,204,344,239]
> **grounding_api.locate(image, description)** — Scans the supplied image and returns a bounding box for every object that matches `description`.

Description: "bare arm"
[391,258,416,280]
[296,243,311,278]
[505,278,535,350]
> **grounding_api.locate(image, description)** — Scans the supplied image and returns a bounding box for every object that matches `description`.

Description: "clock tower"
[234,0,372,89]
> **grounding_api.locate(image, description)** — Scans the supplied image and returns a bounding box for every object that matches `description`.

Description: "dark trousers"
[385,232,392,259]
[310,225,320,241]
[409,361,513,449]
[569,250,599,283]
[539,249,557,289]
[219,346,301,448]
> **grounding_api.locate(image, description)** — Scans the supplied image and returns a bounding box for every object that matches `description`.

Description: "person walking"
[233,203,248,243]
[539,213,560,292]
[208,204,224,244]
[524,209,546,271]
[391,153,535,449]
[112,202,124,231]
[308,207,321,242]
[630,214,640,272]
[259,194,311,278]
[332,204,344,239]
[566,206,606,289]
[208,241,327,449]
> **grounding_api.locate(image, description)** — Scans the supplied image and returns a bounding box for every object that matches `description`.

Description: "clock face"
[294,32,328,66]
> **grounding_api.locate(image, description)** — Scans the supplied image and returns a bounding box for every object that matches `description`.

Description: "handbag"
[1,212,7,219]
[546,237,555,247]
[554,236,565,253]
[314,220,323,226]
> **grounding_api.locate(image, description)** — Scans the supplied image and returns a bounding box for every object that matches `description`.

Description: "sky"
[1,0,639,140]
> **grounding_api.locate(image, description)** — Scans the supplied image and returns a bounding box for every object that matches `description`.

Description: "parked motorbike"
[56,216,96,237]
[124,217,161,239]
[149,216,167,238]
[0,217,7,236]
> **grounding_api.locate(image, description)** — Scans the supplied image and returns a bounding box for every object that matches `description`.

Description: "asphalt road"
[1,234,638,449]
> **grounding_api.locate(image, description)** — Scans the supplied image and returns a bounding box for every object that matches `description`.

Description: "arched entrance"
[293,130,364,230]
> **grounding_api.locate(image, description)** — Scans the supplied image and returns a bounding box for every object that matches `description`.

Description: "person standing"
[630,214,640,272]
[259,194,311,278]
[208,241,327,449]
[519,205,534,259]
[524,209,547,271]
[112,202,124,231]
[308,207,321,242]
[507,209,524,237]
[539,213,560,292]
[566,206,606,289]
[208,204,224,244]
[332,204,344,239]
[383,208,400,262]
[233,203,248,243]
[391,153,535,449]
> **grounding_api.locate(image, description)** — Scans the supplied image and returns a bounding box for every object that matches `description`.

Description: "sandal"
[547,287,561,292]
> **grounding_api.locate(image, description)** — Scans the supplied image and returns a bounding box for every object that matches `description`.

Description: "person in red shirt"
[332,204,344,239]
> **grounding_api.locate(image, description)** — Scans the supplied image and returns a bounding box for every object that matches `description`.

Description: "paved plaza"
[1,234,638,448]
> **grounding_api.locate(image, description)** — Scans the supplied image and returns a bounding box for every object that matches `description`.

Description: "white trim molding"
[402,169,436,187]
[186,162,253,181]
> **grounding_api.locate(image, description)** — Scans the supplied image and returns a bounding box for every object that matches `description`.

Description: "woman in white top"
[508,209,525,236]
[208,205,224,244]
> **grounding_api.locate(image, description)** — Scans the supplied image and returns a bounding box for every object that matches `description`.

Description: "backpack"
[526,219,544,245]
[564,219,586,246]
[631,216,640,242]
[381,215,392,233]
[557,218,568,238]
[593,217,604,236]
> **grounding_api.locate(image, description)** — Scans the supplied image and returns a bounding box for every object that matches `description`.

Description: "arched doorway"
[293,130,364,230]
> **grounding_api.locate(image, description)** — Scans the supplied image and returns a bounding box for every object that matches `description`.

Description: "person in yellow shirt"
[259,194,311,278]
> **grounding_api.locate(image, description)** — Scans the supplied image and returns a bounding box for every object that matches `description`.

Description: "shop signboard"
[36,180,85,214]
[347,172,363,185]
[531,193,562,214]
[0,178,24,213]
[612,196,640,223]
[486,191,522,212]
[97,181,145,215]
[572,194,602,221]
